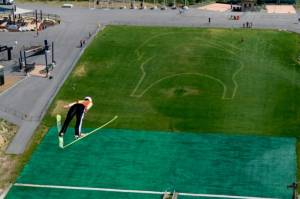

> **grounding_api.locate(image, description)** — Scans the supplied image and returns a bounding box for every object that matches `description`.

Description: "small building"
[232,4,242,11]
[240,0,256,11]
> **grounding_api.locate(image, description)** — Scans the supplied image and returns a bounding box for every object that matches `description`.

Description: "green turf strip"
[6,128,296,199]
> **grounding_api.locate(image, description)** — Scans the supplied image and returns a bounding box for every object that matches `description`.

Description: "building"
[240,0,256,11]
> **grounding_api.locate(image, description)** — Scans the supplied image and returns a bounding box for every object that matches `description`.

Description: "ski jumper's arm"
[63,101,78,109]
[63,100,93,111]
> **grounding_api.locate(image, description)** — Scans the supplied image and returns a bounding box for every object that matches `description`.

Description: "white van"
[0,0,14,5]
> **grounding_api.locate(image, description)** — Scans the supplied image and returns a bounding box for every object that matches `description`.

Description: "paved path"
[0,4,299,154]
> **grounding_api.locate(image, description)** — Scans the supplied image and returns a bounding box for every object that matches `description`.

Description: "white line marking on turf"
[130,58,244,99]
[130,56,154,97]
[134,32,240,58]
[14,183,280,199]
[131,72,229,99]
[0,183,12,199]
[231,61,245,99]
[15,183,164,195]
[131,31,244,100]
[135,32,177,58]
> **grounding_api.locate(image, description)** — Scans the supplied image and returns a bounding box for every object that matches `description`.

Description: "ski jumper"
[59,99,93,137]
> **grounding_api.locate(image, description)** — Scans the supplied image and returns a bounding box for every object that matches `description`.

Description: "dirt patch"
[0,155,18,194]
[73,63,87,77]
[266,5,296,14]
[0,119,18,193]
[28,64,48,78]
[163,86,200,97]
[0,75,24,93]
[0,136,6,149]
[198,3,231,12]
[51,100,68,116]
[0,119,17,152]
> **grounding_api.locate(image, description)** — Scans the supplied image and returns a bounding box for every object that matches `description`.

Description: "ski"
[56,114,62,133]
[56,114,64,148]
[62,115,118,149]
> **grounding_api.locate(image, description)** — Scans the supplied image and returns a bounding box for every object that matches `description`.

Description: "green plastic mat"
[6,128,296,199]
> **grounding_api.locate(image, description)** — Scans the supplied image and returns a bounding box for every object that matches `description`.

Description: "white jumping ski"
[56,114,64,148]
[60,115,118,149]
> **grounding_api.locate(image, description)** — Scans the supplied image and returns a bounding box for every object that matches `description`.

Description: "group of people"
[79,39,86,48]
[242,21,253,28]
[229,15,240,20]
[79,32,92,48]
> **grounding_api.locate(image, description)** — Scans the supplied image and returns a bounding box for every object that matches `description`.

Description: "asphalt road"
[0,4,299,154]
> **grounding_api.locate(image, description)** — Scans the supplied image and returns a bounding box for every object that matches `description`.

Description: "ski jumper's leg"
[59,105,77,136]
[75,104,85,136]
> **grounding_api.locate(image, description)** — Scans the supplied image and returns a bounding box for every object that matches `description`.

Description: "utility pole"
[52,41,55,64]
[40,10,42,21]
[35,10,38,36]
[11,7,14,23]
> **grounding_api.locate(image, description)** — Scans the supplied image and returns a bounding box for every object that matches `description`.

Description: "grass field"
[46,26,300,137]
